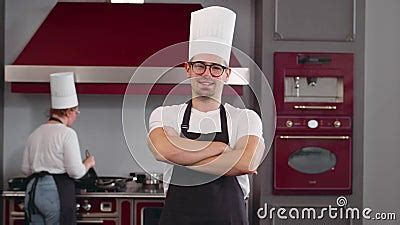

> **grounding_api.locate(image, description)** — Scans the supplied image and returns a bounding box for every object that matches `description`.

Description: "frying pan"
[95,176,133,189]
[75,150,133,190]
[8,177,28,191]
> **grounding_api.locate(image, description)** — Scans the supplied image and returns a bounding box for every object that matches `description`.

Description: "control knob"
[307,119,319,129]
[333,120,341,128]
[285,120,293,128]
[82,200,91,212]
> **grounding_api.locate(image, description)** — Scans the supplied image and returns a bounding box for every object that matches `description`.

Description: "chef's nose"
[201,68,212,78]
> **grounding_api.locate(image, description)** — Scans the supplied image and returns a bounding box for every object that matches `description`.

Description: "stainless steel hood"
[5,2,249,94]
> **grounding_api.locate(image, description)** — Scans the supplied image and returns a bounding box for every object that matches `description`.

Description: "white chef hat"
[50,72,78,109]
[188,6,236,65]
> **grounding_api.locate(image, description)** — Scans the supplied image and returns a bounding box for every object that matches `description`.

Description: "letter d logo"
[257,203,268,219]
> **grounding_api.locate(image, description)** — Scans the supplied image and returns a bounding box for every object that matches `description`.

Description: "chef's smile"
[197,78,216,88]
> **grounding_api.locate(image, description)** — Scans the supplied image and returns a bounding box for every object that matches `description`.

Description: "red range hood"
[6,2,249,95]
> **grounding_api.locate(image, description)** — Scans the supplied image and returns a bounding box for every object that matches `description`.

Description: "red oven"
[273,52,354,195]
[274,52,353,116]
[273,116,352,194]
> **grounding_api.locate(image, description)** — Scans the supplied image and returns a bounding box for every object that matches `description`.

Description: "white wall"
[5,0,57,64]
[364,0,400,224]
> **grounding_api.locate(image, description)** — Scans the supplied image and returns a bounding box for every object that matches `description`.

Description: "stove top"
[76,182,163,194]
[76,186,127,193]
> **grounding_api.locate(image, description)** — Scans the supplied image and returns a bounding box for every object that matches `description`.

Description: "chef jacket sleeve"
[63,129,87,179]
[148,106,177,134]
[236,109,264,142]
[21,144,32,176]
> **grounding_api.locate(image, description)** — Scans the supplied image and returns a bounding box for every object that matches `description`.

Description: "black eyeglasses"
[187,61,228,77]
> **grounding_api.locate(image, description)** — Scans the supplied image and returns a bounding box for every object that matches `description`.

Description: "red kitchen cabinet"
[120,200,132,225]
[9,219,24,225]
[3,197,25,225]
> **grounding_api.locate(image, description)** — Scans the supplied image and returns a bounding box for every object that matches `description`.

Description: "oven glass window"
[288,147,336,174]
[143,207,163,225]
[284,76,344,103]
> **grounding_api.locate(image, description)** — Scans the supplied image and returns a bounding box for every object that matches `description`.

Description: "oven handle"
[279,135,350,140]
[77,219,104,224]
[294,105,337,110]
[10,211,25,217]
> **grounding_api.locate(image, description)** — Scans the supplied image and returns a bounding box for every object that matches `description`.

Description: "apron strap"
[180,100,228,138]
[180,100,192,131]
[49,117,64,124]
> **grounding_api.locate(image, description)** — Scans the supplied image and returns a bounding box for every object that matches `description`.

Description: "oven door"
[273,135,352,194]
[134,199,164,225]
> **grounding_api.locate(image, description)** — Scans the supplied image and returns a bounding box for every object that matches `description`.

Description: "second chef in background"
[21,72,96,225]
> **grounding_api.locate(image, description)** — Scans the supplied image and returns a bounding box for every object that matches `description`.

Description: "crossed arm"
[147,126,265,176]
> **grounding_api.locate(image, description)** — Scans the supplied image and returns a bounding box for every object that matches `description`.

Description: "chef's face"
[185,54,231,99]
[66,107,80,127]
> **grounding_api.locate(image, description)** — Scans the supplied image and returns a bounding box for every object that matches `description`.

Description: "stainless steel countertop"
[2,191,165,199]
[2,183,166,199]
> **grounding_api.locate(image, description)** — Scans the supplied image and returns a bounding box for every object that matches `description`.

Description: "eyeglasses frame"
[187,61,229,78]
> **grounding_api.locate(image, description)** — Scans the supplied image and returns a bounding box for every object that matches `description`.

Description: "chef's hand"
[83,155,96,170]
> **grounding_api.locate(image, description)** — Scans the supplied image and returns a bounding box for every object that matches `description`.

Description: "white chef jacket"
[21,123,87,179]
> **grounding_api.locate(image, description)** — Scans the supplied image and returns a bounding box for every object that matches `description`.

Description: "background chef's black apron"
[159,100,248,225]
[25,172,76,225]
[25,118,77,225]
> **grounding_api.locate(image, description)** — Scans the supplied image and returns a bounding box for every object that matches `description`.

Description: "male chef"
[147,6,265,225]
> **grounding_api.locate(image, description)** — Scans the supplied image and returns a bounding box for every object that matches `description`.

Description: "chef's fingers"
[83,155,96,168]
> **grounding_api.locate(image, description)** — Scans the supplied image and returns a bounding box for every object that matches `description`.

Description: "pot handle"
[130,173,146,183]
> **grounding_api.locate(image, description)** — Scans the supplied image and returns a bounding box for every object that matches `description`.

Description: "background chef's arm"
[188,135,265,176]
[147,126,228,166]
[21,145,32,176]
[63,130,89,179]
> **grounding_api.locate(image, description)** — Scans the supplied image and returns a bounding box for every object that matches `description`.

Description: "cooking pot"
[130,172,163,185]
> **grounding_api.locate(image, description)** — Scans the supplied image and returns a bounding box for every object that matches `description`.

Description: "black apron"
[25,173,76,225]
[25,118,77,225]
[159,100,248,225]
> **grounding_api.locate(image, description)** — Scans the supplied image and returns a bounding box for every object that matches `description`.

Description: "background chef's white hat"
[189,6,236,65]
[50,72,78,109]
